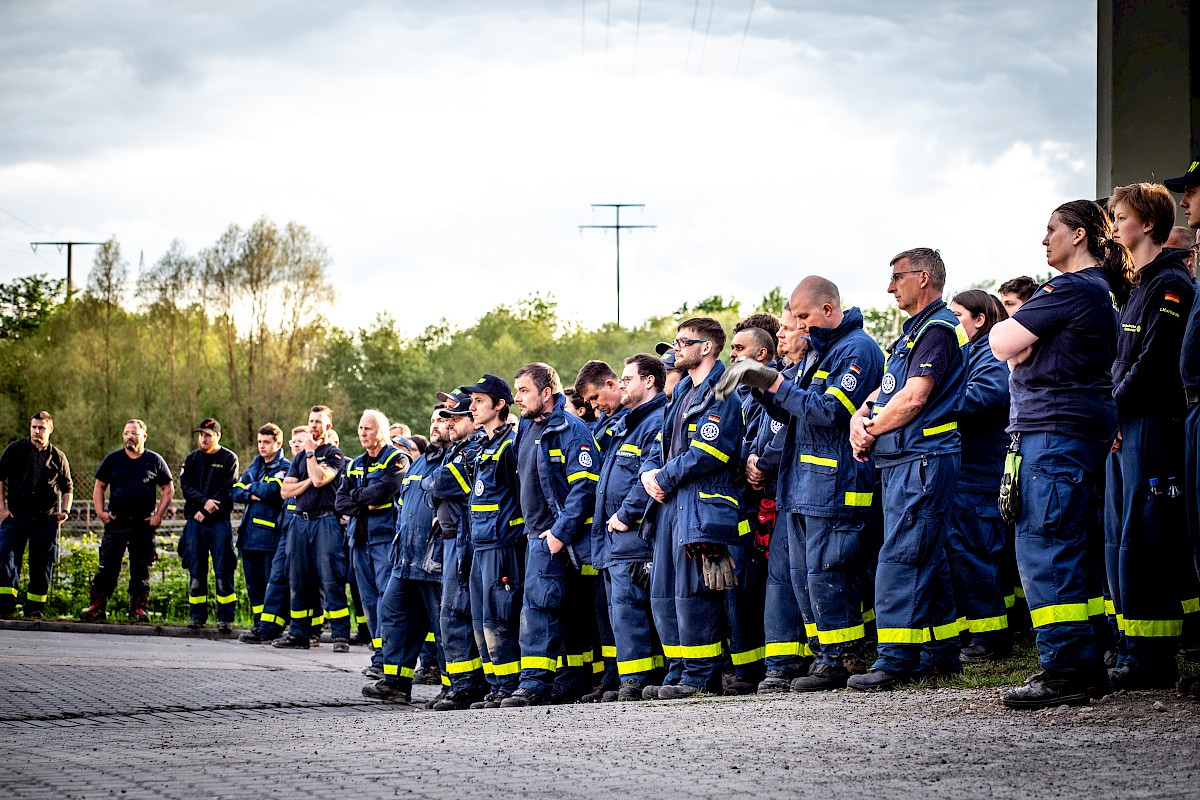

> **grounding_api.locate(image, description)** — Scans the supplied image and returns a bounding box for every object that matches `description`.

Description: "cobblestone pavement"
[1,630,1198,799]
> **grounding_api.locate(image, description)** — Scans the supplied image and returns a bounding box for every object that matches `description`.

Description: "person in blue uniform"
[991,199,1133,709]
[848,248,968,691]
[1104,182,1196,689]
[178,418,240,632]
[946,290,1013,662]
[231,423,290,632]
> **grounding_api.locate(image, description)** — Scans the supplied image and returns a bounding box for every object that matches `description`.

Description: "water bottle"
[1149,478,1162,496]
[1167,477,1182,500]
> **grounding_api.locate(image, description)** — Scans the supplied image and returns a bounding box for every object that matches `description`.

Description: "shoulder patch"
[770,419,783,434]
[699,422,720,442]
[840,373,858,392]
[579,451,593,468]
[1041,284,1054,293]
[474,479,484,496]
[881,373,897,394]
[1165,292,1181,303]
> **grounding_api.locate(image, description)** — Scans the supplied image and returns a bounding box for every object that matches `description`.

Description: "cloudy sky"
[0,1,1096,335]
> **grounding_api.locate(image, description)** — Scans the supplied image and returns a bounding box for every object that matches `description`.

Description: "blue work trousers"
[518,536,589,699]
[724,542,766,681]
[945,489,1011,649]
[286,515,350,639]
[180,518,237,624]
[790,512,868,668]
[352,538,393,665]
[240,548,273,625]
[762,514,807,675]
[440,537,486,694]
[0,514,59,614]
[603,564,663,685]
[378,573,443,691]
[470,543,523,694]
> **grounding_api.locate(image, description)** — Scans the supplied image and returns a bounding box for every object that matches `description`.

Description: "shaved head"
[790,275,841,310]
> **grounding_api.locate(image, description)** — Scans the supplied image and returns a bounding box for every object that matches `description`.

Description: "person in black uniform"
[179,418,240,632]
[81,419,175,622]
[0,412,72,617]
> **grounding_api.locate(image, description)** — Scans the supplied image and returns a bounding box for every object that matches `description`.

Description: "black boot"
[1109,661,1178,691]
[757,670,795,694]
[500,687,546,708]
[791,662,850,692]
[1001,669,1091,710]
[362,680,411,704]
[271,632,311,649]
[239,627,276,644]
[846,669,905,692]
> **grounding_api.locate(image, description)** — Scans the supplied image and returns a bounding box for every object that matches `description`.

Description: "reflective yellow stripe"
[372,637,383,649]
[425,631,435,643]
[0,587,16,596]
[764,642,801,657]
[216,593,236,605]
[233,482,249,489]
[442,674,451,686]
[678,642,723,658]
[618,656,659,675]
[566,471,600,483]
[286,504,296,511]
[698,491,739,506]
[1122,618,1183,637]
[877,627,931,644]
[582,650,595,663]
[471,504,499,512]
[932,621,960,641]
[188,595,208,604]
[804,623,817,639]
[291,608,311,619]
[844,492,873,507]
[661,644,683,659]
[581,564,599,576]
[251,518,277,528]
[729,646,765,666]
[1029,602,1090,627]
[813,370,830,379]
[690,440,730,463]
[688,424,697,432]
[825,386,858,416]
[863,608,876,624]
[508,517,524,527]
[738,519,751,536]
[481,661,495,675]
[373,502,393,511]
[446,657,483,674]
[491,660,521,675]
[1183,598,1200,614]
[816,624,866,645]
[382,664,416,678]
[921,421,958,437]
[260,613,285,625]
[252,604,264,614]
[326,607,350,619]
[448,464,471,494]
[263,476,282,486]
[379,448,403,469]
[522,656,558,671]
[1013,586,1026,599]
[1104,599,1115,616]
[601,645,617,658]
[402,473,424,485]
[967,614,1008,633]
[26,592,48,602]
[549,449,563,459]
[1003,594,1015,609]
[799,454,838,469]
[618,443,642,456]
[1087,596,1105,617]
[557,654,586,668]
[311,614,324,625]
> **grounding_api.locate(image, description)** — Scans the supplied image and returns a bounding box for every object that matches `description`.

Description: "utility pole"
[580,204,656,327]
[29,240,104,303]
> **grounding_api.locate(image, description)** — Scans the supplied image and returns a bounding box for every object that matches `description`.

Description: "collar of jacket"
[674,358,728,417]
[539,393,571,434]
[612,390,668,436]
[808,306,866,353]
[482,422,514,448]
[1136,246,1189,285]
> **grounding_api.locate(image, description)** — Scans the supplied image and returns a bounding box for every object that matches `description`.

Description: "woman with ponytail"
[989,199,1123,709]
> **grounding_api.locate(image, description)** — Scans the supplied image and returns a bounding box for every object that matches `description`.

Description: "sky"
[0,0,1098,335]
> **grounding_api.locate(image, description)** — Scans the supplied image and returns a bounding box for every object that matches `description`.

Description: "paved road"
[1,630,1197,799]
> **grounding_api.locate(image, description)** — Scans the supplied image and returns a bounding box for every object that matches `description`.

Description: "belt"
[1187,387,1200,405]
[294,511,334,521]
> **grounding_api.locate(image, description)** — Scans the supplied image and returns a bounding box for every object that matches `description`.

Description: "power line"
[579,204,656,327]
[696,0,716,77]
[733,0,756,80]
[30,240,105,302]
[632,0,643,75]
[685,0,700,74]
[0,205,46,234]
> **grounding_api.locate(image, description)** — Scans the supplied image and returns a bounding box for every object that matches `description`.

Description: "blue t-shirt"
[1007,268,1119,442]
[95,449,173,519]
[286,443,346,516]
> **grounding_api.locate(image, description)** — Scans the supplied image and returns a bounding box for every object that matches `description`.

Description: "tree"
[0,274,63,340]
[756,286,785,315]
[86,238,129,430]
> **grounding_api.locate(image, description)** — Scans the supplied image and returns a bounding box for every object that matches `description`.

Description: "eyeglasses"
[618,374,652,386]
[889,269,926,283]
[672,337,710,349]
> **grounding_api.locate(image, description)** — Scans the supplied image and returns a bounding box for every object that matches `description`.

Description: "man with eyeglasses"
[639,317,746,699]
[847,248,968,691]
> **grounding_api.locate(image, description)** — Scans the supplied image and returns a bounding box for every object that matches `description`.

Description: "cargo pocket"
[696,491,740,538]
[887,511,939,565]
[1029,464,1084,538]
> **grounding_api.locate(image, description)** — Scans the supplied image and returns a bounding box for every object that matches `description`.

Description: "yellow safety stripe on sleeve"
[1122,618,1184,637]
[618,443,642,456]
[379,448,403,469]
[252,604,264,614]
[1183,597,1200,614]
[729,646,765,666]
[372,502,393,511]
[264,476,283,486]
[347,468,364,477]
[617,656,659,675]
[581,564,599,576]
[522,655,559,671]
[233,482,249,489]
[402,473,424,485]
[799,454,838,468]
[446,657,483,674]
[26,592,48,602]
[311,614,325,625]
[691,440,731,463]
[0,587,18,596]
[698,491,739,506]
[804,622,818,639]
[921,421,958,437]
[471,504,499,512]
[877,627,931,644]
[326,607,350,619]
[813,370,830,379]
[372,637,383,649]
[678,642,723,658]
[966,614,1008,633]
[216,593,237,605]
[1013,586,1026,599]
[1087,596,1105,617]
[738,519,751,535]
[447,464,471,494]
[1029,602,1090,627]
[566,470,600,483]
[425,631,436,643]
[844,492,873,507]
[508,517,524,527]
[260,613,285,625]
[188,595,208,604]
[252,518,277,528]
[481,661,495,675]
[660,644,683,659]
[764,642,802,657]
[1004,594,1015,609]
[825,386,858,416]
[863,608,876,624]
[491,660,521,676]
[1104,599,1116,616]
[601,645,617,658]
[816,624,866,645]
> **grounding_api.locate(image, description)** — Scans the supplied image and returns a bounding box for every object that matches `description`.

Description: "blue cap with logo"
[1165,159,1200,192]
[436,390,473,416]
[458,373,513,405]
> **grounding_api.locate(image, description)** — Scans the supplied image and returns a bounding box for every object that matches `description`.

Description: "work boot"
[723,678,758,696]
[310,634,321,648]
[433,689,486,711]
[1001,669,1091,710]
[412,665,440,685]
[128,594,150,623]
[362,664,385,680]
[616,680,646,701]
[641,684,662,700]
[1177,672,1200,699]
[601,690,619,702]
[846,669,905,693]
[658,684,703,700]
[791,662,850,692]
[332,637,351,653]
[350,623,371,646]
[580,684,609,703]
[217,622,233,635]
[362,680,411,704]
[79,591,108,623]
[757,670,794,694]
[960,641,1012,664]
[239,627,275,644]
[271,632,311,649]
[1108,661,1178,691]
[23,603,44,619]
[187,620,204,630]
[469,691,508,710]
[500,687,546,708]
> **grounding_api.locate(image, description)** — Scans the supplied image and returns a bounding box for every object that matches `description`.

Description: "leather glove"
[688,542,738,591]
[997,450,1022,524]
[714,359,780,400]
[628,561,651,590]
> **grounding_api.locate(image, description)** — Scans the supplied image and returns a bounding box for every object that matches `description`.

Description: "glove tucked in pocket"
[997,445,1022,525]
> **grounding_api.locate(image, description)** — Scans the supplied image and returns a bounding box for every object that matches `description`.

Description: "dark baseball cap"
[1165,159,1200,192]
[660,348,677,369]
[654,341,673,355]
[436,390,473,417]
[458,374,513,404]
[194,418,221,434]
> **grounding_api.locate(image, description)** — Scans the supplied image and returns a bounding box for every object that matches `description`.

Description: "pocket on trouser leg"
[488,581,519,623]
[524,573,565,611]
[884,512,939,566]
[1026,465,1086,539]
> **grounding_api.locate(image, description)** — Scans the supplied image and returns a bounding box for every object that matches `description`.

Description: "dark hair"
[997,276,1039,302]
[734,326,775,359]
[473,392,509,422]
[563,387,597,422]
[410,434,428,454]
[258,423,282,440]
[733,313,780,350]
[1053,199,1134,305]
[574,360,617,392]
[514,362,561,394]
[624,353,667,391]
[31,411,53,423]
[677,317,726,353]
[951,290,1008,342]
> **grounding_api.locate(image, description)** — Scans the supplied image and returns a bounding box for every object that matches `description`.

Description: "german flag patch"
[1165,292,1181,303]
[1042,284,1054,293]
[849,364,861,374]
[707,414,721,423]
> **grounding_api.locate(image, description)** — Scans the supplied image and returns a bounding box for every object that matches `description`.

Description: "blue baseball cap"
[660,348,677,369]
[458,374,513,405]
[435,390,473,416]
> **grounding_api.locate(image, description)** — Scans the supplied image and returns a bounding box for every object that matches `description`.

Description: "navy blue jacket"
[391,447,443,582]
[957,331,1010,493]
[335,444,408,545]
[231,452,290,551]
[592,407,628,454]
[468,423,523,551]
